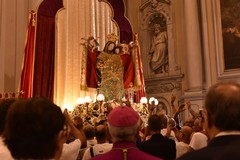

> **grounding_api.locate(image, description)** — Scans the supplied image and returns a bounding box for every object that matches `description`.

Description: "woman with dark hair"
[3,97,66,160]
[102,41,116,54]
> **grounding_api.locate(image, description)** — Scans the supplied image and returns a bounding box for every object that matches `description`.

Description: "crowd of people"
[1,81,240,159]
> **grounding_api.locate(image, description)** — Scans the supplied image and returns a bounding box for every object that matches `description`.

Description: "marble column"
[181,0,205,117]
[200,0,214,89]
[183,0,203,92]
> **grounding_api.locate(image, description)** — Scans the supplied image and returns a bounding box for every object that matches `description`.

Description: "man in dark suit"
[138,114,176,160]
[178,81,240,160]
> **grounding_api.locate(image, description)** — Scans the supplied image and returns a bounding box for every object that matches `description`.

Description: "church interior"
[1,0,240,120]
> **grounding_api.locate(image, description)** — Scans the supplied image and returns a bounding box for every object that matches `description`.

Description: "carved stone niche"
[139,0,181,78]
[139,0,183,116]
[145,75,183,116]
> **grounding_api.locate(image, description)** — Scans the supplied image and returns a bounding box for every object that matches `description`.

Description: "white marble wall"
[1,0,22,93]
[0,0,41,93]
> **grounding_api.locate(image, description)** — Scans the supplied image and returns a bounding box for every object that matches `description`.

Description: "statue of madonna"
[96,40,125,102]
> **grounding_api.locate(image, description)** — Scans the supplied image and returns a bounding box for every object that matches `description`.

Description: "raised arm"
[64,109,87,148]
[186,100,198,119]
[170,94,177,117]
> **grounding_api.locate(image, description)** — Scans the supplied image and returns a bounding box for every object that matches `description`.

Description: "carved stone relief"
[145,75,183,116]
[145,81,181,94]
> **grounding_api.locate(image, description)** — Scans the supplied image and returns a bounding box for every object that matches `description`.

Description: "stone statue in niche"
[152,101,168,115]
[148,13,168,74]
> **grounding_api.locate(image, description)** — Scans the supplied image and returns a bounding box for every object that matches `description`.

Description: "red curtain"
[32,14,55,100]
[32,0,63,101]
[19,10,36,98]
[101,0,133,43]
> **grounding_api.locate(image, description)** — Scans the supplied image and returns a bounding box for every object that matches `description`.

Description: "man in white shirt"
[82,124,112,160]
[176,126,193,158]
[189,132,208,151]
[84,124,97,147]
[188,116,208,151]
[60,109,87,160]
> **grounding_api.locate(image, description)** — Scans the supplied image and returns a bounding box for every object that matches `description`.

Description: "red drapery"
[120,52,135,89]
[133,33,146,102]
[32,14,55,100]
[86,49,100,88]
[99,0,133,43]
[20,0,63,101]
[32,0,63,101]
[19,10,36,98]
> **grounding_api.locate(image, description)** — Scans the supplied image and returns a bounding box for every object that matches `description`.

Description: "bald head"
[180,126,193,144]
[205,82,240,131]
[192,118,203,132]
[183,118,195,128]
[95,124,105,132]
